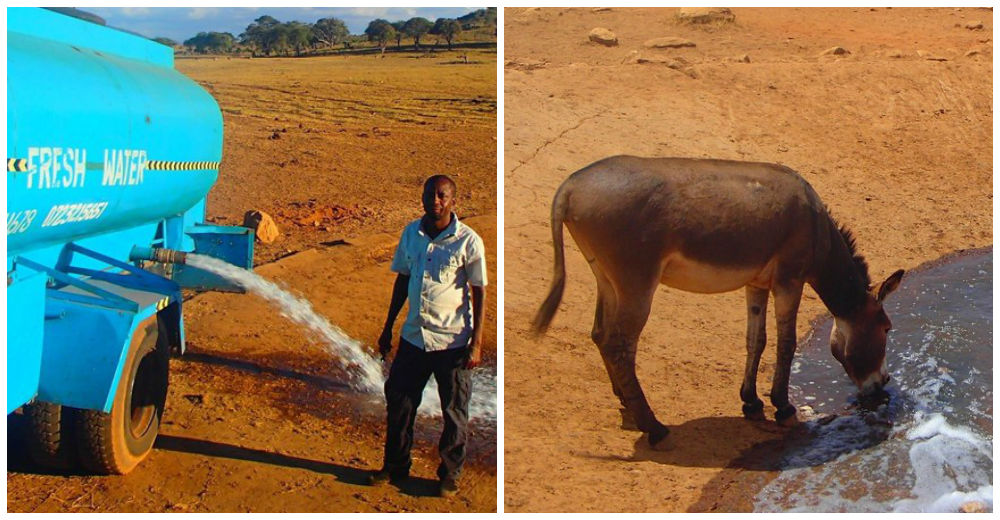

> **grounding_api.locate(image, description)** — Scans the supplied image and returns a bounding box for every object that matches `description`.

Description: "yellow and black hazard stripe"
[155,296,171,311]
[145,160,220,171]
[7,158,28,172]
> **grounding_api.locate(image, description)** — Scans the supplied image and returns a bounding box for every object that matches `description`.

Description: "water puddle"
[186,253,497,425]
[754,249,992,513]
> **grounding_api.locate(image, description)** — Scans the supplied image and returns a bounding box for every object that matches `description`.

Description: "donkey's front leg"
[741,287,769,421]
[770,281,804,426]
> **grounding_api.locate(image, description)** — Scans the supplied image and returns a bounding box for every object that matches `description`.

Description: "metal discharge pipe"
[129,246,188,265]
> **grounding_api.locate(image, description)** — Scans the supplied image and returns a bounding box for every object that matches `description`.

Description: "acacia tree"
[312,17,348,49]
[263,24,290,55]
[403,17,432,50]
[365,19,396,57]
[430,18,462,50]
[184,32,235,53]
[241,15,280,55]
[391,20,406,48]
[286,22,313,55]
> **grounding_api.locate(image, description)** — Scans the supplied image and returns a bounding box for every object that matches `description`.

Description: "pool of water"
[754,249,993,513]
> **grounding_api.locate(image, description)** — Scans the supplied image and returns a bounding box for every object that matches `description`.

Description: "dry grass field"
[179,49,497,264]
[8,48,498,513]
[183,52,496,126]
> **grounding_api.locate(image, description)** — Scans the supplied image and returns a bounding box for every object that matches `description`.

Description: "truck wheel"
[25,401,77,470]
[76,315,169,474]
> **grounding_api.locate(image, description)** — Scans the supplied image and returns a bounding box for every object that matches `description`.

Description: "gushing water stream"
[186,254,497,424]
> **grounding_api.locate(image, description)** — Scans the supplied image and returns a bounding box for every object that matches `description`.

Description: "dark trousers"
[382,339,471,481]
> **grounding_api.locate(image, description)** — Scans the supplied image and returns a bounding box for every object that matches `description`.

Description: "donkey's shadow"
[581,414,890,471]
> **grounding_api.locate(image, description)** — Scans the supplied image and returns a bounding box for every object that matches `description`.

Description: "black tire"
[76,315,169,474]
[24,401,77,470]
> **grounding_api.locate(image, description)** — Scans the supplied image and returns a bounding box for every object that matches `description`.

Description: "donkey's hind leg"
[741,286,769,421]
[590,270,638,431]
[596,280,670,449]
[590,274,639,431]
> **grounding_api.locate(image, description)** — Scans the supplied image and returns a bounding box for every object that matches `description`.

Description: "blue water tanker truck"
[8,8,254,474]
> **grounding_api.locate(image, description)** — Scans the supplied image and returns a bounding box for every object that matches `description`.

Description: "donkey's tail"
[531,186,570,336]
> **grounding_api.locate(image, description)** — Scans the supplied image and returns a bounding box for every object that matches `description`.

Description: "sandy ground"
[502,7,991,512]
[7,49,497,513]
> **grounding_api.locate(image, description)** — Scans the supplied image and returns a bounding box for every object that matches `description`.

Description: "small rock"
[243,210,280,244]
[735,53,750,63]
[965,20,984,30]
[592,7,611,12]
[505,58,548,71]
[677,7,735,24]
[958,500,991,514]
[820,46,851,56]
[917,50,949,61]
[635,56,698,78]
[887,49,904,58]
[636,56,670,65]
[588,27,618,46]
[959,501,989,513]
[644,37,696,49]
[964,48,984,58]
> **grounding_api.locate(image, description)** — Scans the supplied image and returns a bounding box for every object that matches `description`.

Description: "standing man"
[369,174,488,498]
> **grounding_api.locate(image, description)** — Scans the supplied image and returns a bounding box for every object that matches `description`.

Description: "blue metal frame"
[172,223,255,292]
[16,242,182,412]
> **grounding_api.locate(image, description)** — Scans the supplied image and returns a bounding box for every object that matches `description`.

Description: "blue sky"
[84,7,486,43]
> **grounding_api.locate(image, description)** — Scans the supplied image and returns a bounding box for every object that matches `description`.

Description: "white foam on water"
[754,252,993,513]
[420,369,498,424]
[185,254,497,423]
[754,408,993,513]
[892,413,993,512]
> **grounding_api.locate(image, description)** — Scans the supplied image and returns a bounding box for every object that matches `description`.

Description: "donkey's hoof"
[775,405,799,427]
[619,408,640,431]
[647,425,672,451]
[742,400,766,421]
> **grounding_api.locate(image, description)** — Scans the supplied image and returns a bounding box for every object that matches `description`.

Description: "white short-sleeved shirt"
[390,214,488,352]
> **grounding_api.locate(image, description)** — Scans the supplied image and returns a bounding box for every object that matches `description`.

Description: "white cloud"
[119,7,151,17]
[342,7,391,18]
[187,7,221,20]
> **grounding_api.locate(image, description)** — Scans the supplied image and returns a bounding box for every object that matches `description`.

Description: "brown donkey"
[532,156,904,449]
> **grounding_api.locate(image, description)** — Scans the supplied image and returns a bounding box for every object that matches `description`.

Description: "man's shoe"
[368,468,407,486]
[438,477,459,498]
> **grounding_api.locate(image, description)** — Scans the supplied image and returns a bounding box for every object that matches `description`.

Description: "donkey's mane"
[836,221,871,289]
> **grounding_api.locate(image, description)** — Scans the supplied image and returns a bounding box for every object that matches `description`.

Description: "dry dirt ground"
[7,49,497,513]
[503,7,991,513]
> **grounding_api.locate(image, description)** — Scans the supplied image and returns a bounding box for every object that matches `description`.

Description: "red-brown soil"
[503,7,991,513]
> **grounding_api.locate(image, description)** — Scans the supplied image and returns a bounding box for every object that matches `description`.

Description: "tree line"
[170,9,495,56]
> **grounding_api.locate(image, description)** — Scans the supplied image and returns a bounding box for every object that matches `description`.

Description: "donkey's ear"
[875,269,904,302]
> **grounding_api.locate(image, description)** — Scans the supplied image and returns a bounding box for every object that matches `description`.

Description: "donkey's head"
[830,269,904,396]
